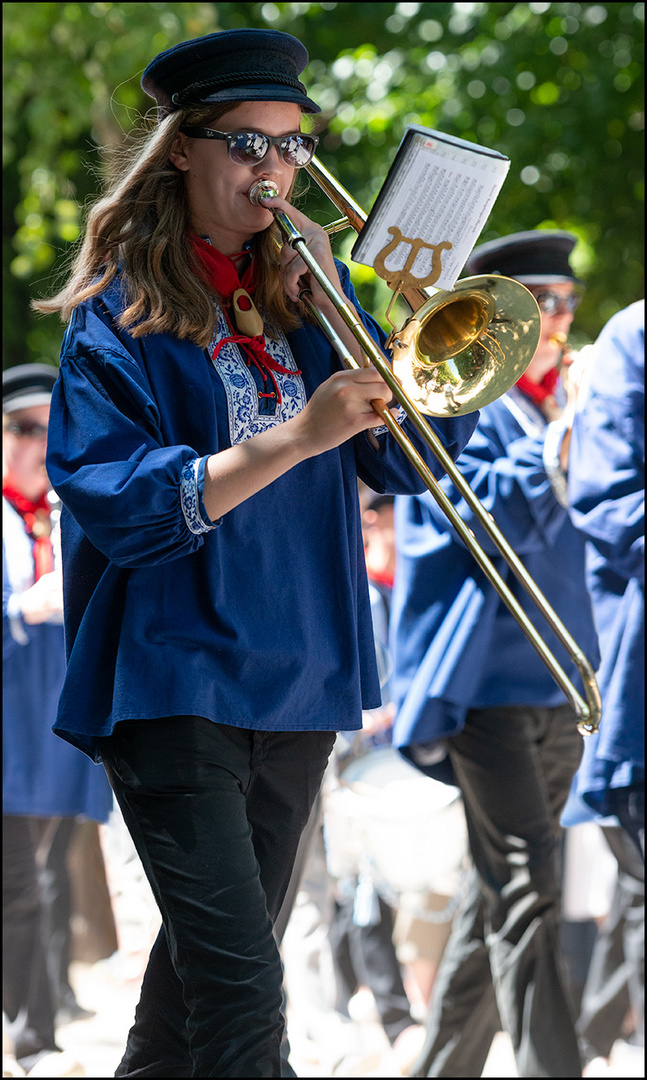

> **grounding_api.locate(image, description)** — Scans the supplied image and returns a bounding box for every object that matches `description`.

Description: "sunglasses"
[179,126,319,168]
[531,291,581,316]
[4,419,48,439]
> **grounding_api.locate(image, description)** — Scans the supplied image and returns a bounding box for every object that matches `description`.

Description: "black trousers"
[412,704,583,1078]
[577,824,645,1063]
[36,816,79,1013]
[98,717,336,1078]
[2,815,74,1070]
[329,893,415,1044]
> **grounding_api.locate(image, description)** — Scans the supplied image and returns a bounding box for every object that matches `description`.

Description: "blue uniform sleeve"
[568,302,645,585]
[46,306,219,570]
[418,400,568,557]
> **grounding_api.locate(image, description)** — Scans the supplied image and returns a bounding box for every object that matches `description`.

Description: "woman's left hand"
[259,191,383,381]
[259,193,343,307]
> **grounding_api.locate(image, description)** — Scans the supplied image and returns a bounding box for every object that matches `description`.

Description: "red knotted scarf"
[2,483,54,580]
[515,367,560,408]
[190,235,299,404]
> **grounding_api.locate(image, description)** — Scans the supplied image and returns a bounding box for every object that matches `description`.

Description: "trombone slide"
[249,176,601,735]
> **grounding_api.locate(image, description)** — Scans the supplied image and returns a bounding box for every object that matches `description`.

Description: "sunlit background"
[3,1,644,367]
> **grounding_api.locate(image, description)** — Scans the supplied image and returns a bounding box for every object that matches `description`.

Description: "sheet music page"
[351,127,510,291]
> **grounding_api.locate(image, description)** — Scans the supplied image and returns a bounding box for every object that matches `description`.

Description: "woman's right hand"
[202,365,390,522]
[19,570,64,625]
[294,366,390,457]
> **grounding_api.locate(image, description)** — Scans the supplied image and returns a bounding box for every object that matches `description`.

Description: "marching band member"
[390,231,600,1077]
[564,301,644,1074]
[35,29,476,1078]
[3,364,113,1077]
[566,299,644,861]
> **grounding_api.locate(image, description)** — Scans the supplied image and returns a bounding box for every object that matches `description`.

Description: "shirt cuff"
[371,405,408,437]
[543,418,569,508]
[180,457,221,535]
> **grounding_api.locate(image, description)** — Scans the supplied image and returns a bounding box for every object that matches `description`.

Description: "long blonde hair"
[32,104,306,345]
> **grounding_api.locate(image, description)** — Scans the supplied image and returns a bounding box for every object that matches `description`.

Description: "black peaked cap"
[141,29,320,114]
[464,230,579,284]
[3,363,58,414]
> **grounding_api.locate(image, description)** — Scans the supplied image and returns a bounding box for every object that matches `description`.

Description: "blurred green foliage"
[3,1,644,367]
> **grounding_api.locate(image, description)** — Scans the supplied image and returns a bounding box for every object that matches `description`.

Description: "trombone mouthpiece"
[249,180,279,206]
[549,331,568,349]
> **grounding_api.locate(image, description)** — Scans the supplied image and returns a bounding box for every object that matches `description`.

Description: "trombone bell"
[390,275,541,417]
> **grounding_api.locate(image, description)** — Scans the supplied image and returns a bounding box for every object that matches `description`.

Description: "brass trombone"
[248,164,601,735]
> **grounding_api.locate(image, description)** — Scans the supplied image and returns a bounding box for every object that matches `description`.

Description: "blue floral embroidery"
[180,458,216,535]
[209,308,307,445]
[371,405,408,436]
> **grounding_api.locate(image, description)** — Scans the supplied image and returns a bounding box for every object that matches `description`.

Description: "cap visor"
[201,85,321,113]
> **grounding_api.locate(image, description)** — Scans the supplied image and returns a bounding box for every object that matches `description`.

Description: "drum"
[322,745,468,898]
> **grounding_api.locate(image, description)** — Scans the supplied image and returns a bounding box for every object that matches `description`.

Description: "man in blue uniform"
[390,231,600,1077]
[566,299,644,860]
[563,300,644,1073]
[3,364,113,1077]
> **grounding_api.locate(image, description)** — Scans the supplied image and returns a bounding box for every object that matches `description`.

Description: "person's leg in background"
[328,893,417,1045]
[32,817,93,1022]
[614,784,645,864]
[408,866,501,1077]
[577,824,644,1070]
[391,892,457,1021]
[2,815,61,1073]
[279,811,356,1076]
[447,704,583,1078]
[273,792,327,1078]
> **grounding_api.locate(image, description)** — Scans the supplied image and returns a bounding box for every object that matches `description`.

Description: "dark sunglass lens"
[282,134,315,167]
[536,292,576,315]
[229,133,269,164]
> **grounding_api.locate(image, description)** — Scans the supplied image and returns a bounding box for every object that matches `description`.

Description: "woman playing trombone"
[37,28,476,1078]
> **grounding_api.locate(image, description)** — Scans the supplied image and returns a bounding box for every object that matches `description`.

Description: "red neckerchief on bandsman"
[515,367,560,409]
[2,483,54,580]
[189,234,300,405]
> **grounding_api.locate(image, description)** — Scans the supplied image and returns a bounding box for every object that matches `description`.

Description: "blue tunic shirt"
[564,300,644,821]
[46,263,477,761]
[390,384,600,781]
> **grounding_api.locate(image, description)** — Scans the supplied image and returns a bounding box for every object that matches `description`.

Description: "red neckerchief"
[190,233,257,297]
[189,234,299,404]
[2,483,54,580]
[515,367,560,408]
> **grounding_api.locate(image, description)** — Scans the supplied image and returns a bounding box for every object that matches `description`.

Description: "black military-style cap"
[141,28,321,115]
[463,230,579,284]
[2,363,58,414]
